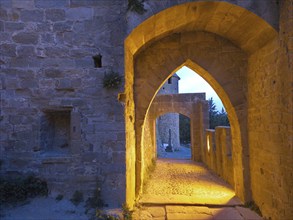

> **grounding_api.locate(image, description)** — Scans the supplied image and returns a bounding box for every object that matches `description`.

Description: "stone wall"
[156,74,180,151]
[148,93,208,162]
[1,1,291,218]
[0,0,127,207]
[204,127,234,187]
[247,0,293,219]
[124,1,283,215]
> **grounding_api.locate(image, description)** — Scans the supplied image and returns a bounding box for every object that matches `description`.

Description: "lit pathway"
[133,159,262,219]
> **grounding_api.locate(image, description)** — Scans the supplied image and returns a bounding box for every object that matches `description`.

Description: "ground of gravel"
[140,158,241,205]
[134,158,262,219]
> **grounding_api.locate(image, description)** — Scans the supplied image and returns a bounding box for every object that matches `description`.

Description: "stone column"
[190,102,202,161]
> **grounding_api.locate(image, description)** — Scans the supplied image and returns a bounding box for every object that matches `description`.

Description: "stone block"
[9,115,23,124]
[36,22,52,32]
[235,206,262,220]
[69,49,93,58]
[9,57,41,68]
[12,32,38,45]
[20,78,38,88]
[42,58,75,68]
[0,44,16,57]
[75,57,93,68]
[144,207,165,218]
[12,0,34,9]
[45,9,65,22]
[39,79,54,88]
[0,21,3,31]
[17,46,35,57]
[45,47,69,57]
[0,33,9,42]
[35,0,68,8]
[0,8,8,20]
[40,33,55,44]
[66,8,93,20]
[55,78,72,89]
[53,21,73,32]
[70,0,100,8]
[44,68,63,78]
[20,10,44,22]
[211,208,243,220]
[4,22,24,31]
[0,0,12,8]
[70,78,81,87]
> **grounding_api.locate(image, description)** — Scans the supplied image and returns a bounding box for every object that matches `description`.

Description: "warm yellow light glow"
[207,136,210,152]
[140,159,242,206]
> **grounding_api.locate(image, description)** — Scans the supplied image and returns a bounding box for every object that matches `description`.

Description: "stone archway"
[149,93,208,162]
[124,1,278,208]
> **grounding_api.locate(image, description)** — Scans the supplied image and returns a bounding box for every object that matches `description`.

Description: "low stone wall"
[203,127,234,187]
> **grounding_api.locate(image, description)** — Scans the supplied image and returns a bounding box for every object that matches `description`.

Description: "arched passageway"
[149,93,208,161]
[124,1,278,211]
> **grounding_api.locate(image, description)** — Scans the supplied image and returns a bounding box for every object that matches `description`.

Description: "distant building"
[156,74,180,152]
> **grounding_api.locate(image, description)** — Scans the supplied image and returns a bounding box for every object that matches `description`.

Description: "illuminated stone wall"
[247,1,293,219]
[204,127,234,187]
[125,2,292,220]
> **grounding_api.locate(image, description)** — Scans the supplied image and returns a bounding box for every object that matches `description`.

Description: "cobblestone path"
[133,159,262,219]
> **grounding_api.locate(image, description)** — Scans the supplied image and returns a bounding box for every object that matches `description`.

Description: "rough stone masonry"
[0,1,292,220]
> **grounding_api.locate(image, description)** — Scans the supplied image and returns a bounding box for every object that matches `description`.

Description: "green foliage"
[127,0,146,14]
[122,203,133,220]
[103,71,122,89]
[55,194,63,201]
[70,190,83,206]
[179,114,191,144]
[0,175,48,204]
[208,97,230,129]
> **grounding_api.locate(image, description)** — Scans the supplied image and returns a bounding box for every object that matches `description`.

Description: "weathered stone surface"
[0,1,291,217]
[11,0,34,9]
[40,33,55,44]
[36,22,52,32]
[66,8,93,20]
[0,21,4,31]
[12,32,38,44]
[9,57,41,68]
[17,46,35,57]
[20,10,44,22]
[0,8,8,20]
[70,0,100,8]
[45,47,69,57]
[35,0,68,8]
[0,44,16,57]
[53,21,72,32]
[44,68,63,78]
[236,206,262,220]
[4,21,25,31]
[45,9,65,22]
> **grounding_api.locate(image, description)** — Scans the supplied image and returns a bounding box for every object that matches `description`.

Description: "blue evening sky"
[176,66,224,111]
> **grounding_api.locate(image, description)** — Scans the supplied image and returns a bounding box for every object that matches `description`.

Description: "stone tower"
[156,74,180,152]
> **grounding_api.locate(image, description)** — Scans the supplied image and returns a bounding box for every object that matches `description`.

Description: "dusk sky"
[176,66,224,111]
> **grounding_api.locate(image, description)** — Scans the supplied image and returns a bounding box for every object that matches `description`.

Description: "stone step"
[139,194,243,206]
[132,204,263,220]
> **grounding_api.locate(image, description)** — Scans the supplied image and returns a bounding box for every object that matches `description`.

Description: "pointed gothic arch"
[124,1,278,208]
